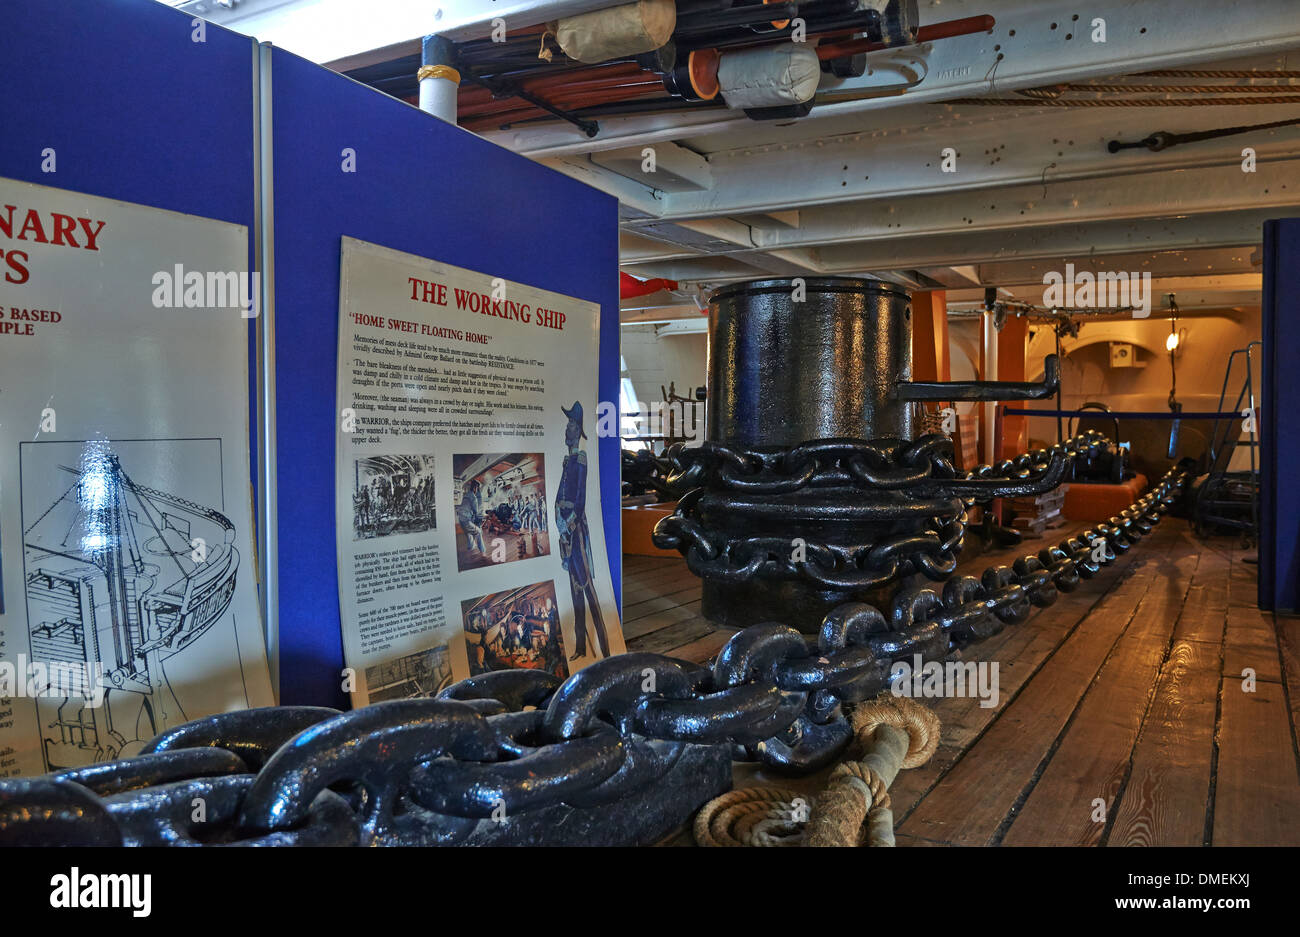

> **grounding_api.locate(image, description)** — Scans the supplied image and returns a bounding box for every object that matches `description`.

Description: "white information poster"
[334,236,623,706]
[0,177,274,778]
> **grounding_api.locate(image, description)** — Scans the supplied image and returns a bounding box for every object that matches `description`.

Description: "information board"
[333,238,623,704]
[0,177,273,777]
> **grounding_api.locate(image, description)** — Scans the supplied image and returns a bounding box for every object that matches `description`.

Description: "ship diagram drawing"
[21,439,250,770]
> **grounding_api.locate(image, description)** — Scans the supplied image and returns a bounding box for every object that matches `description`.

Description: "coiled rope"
[1137,69,1300,79]
[692,785,810,847]
[693,695,941,847]
[951,69,1300,106]
[948,95,1300,106]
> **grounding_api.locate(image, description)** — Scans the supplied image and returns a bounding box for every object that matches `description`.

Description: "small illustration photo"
[453,452,549,571]
[352,454,436,540]
[461,580,567,679]
[364,645,453,702]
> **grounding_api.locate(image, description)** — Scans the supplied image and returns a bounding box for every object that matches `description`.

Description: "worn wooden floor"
[623,519,1300,846]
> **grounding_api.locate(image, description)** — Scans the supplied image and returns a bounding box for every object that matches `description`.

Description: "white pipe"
[983,310,998,466]
[419,65,461,124]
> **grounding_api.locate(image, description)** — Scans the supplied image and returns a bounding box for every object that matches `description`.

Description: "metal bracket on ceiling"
[464,72,600,138]
[1108,116,1300,153]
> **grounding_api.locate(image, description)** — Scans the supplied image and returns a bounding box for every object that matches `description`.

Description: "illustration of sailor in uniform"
[457,478,486,560]
[522,493,543,555]
[554,401,609,660]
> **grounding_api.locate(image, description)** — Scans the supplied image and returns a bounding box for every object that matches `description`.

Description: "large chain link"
[653,430,1108,498]
[652,431,1110,589]
[0,455,1185,848]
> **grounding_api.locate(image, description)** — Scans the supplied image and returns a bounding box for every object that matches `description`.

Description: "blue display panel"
[0,0,256,226]
[1260,218,1300,612]
[0,2,263,626]
[268,49,621,706]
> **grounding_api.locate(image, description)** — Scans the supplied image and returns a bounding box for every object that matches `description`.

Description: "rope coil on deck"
[853,695,942,769]
[802,761,892,847]
[692,786,809,847]
[694,695,940,847]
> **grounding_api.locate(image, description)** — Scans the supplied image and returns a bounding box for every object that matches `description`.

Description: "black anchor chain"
[650,431,1112,589]
[0,457,1186,847]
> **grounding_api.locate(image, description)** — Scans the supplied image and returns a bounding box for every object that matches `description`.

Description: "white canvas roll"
[554,0,676,65]
[718,43,821,110]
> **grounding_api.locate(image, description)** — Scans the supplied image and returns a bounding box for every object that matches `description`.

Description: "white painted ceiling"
[182,0,1300,323]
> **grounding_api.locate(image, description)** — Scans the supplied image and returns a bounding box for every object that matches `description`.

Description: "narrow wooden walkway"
[623,519,1300,846]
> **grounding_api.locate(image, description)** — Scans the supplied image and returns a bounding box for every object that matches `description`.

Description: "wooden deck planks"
[622,583,704,624]
[619,516,1300,848]
[896,530,1174,845]
[628,616,718,656]
[623,561,697,588]
[1213,676,1300,845]
[889,603,1081,818]
[1105,637,1220,846]
[623,574,700,605]
[656,627,736,662]
[622,600,704,641]
[622,576,698,605]
[998,549,1199,845]
[621,555,665,575]
[1222,605,1283,685]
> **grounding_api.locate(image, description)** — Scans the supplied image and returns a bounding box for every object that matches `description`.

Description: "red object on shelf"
[620,271,679,299]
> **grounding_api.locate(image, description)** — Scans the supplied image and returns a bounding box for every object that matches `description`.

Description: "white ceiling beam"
[970,247,1259,287]
[542,157,666,219]
[615,158,1300,261]
[620,231,682,262]
[590,143,713,192]
[616,108,1300,225]
[812,208,1280,273]
[620,207,1281,283]
[719,249,827,277]
[733,210,801,231]
[945,266,984,286]
[656,319,709,336]
[621,305,706,324]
